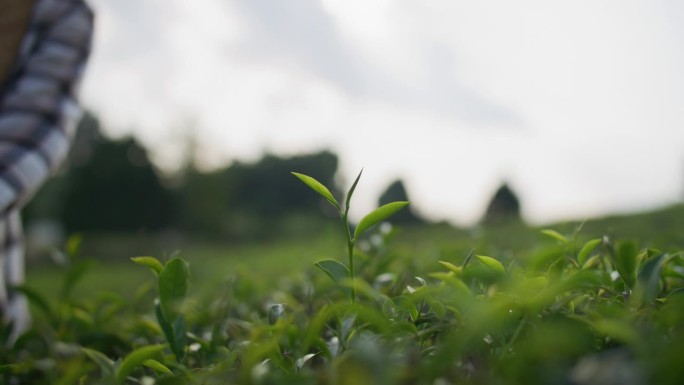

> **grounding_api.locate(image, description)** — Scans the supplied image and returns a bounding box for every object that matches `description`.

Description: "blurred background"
[22,1,684,283]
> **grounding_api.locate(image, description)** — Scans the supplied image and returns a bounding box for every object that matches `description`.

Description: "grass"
[26,203,684,302]
[26,224,344,303]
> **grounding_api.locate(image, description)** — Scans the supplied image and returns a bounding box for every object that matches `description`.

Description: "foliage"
[178,151,340,239]
[293,169,408,302]
[24,112,176,233]
[5,178,684,385]
[26,113,341,240]
[482,183,522,225]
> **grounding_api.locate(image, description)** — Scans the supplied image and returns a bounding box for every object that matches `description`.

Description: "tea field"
[4,201,684,384]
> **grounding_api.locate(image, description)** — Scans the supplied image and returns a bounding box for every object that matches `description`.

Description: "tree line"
[24,112,521,240]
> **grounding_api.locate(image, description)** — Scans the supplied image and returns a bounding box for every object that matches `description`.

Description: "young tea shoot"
[292,170,409,301]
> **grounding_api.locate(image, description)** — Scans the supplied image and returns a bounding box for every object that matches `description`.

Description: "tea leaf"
[131,256,164,275]
[477,255,506,275]
[158,258,190,323]
[115,344,166,384]
[547,257,566,281]
[438,261,463,275]
[428,272,471,296]
[173,315,187,358]
[315,259,351,298]
[577,238,602,266]
[143,359,173,375]
[634,253,669,304]
[155,301,178,357]
[292,172,340,211]
[82,348,114,378]
[315,259,349,283]
[345,169,363,212]
[615,241,638,288]
[541,229,568,244]
[354,201,409,239]
[528,245,565,272]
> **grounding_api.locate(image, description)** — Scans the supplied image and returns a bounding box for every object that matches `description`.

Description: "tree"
[378,179,423,224]
[176,150,341,239]
[58,114,176,232]
[482,183,522,224]
[26,110,344,239]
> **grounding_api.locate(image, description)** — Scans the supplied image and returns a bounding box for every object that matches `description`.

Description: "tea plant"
[292,169,408,301]
[1,173,684,385]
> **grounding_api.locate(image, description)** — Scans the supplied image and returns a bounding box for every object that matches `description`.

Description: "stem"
[501,316,526,359]
[342,210,356,302]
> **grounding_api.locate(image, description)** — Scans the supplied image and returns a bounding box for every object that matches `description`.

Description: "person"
[0,0,94,340]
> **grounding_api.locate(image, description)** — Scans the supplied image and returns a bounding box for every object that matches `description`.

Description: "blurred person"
[0,0,93,340]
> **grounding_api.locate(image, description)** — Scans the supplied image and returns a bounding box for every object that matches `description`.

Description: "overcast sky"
[80,0,684,225]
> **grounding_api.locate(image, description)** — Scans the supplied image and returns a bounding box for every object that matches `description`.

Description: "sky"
[80,0,684,225]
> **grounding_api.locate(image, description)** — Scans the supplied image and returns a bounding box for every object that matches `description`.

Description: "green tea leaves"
[82,348,114,378]
[14,166,684,385]
[315,259,350,283]
[155,301,183,359]
[153,258,190,360]
[476,255,506,275]
[115,344,166,384]
[615,241,638,288]
[634,253,670,305]
[158,258,190,323]
[291,172,340,211]
[131,256,164,275]
[297,170,409,302]
[541,229,568,244]
[577,238,602,266]
[438,260,463,275]
[142,359,173,375]
[315,259,352,298]
[354,201,409,239]
[345,169,363,214]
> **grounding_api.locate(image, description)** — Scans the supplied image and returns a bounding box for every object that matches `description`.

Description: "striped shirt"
[0,0,93,339]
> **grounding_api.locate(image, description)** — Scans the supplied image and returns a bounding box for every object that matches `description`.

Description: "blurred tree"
[482,183,522,224]
[174,166,233,237]
[26,111,342,239]
[63,138,176,232]
[23,111,101,222]
[229,151,339,216]
[67,110,101,168]
[177,150,340,239]
[378,179,423,224]
[26,112,176,232]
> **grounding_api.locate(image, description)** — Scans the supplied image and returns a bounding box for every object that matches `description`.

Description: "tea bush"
[2,174,683,385]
